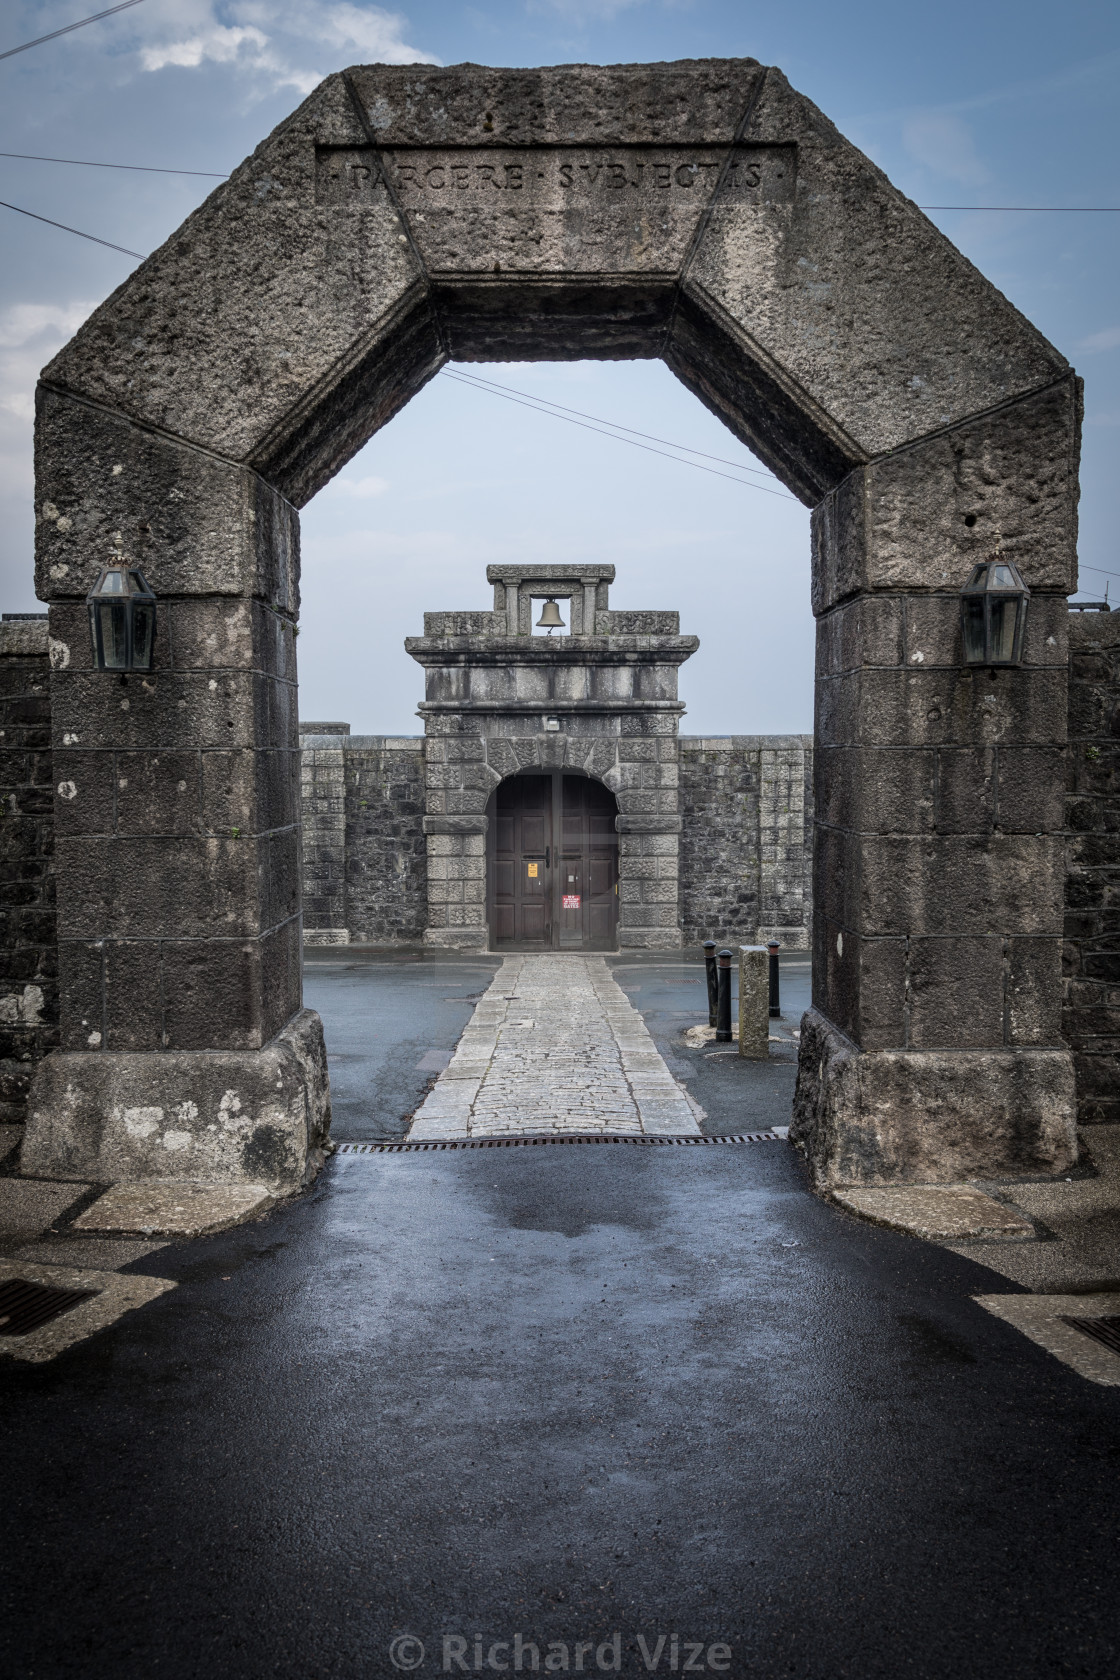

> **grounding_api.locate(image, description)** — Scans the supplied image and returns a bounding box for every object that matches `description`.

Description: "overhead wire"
[0,150,228,178]
[440,371,799,500]
[0,0,147,62]
[443,368,785,484]
[0,197,144,258]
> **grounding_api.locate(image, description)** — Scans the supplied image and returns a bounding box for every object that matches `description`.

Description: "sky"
[1,1,1117,736]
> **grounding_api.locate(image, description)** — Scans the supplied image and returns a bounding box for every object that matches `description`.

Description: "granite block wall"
[299,725,427,945]
[1065,611,1120,1121]
[679,735,813,949]
[0,619,58,1120]
[344,737,428,944]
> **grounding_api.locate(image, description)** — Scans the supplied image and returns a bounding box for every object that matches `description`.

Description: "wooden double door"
[490,772,619,951]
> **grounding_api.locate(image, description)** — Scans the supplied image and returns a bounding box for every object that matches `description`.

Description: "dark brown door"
[492,774,552,947]
[490,772,618,951]
[558,775,619,951]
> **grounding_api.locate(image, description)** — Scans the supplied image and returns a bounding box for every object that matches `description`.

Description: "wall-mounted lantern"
[959,559,1030,667]
[86,564,157,672]
[535,598,565,634]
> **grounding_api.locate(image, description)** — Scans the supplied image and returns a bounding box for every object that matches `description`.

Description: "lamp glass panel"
[988,598,1018,662]
[131,603,155,669]
[990,564,1018,589]
[97,600,128,669]
[961,598,987,663]
[101,569,125,594]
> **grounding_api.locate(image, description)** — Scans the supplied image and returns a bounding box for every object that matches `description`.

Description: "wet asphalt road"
[1,953,1118,1680]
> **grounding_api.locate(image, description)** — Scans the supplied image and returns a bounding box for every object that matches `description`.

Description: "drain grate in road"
[0,1278,97,1337]
[1060,1314,1120,1358]
[336,1132,782,1154]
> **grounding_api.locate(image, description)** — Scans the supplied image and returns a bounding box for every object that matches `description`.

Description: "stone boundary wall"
[299,727,427,945]
[678,736,813,949]
[1065,612,1120,1121]
[0,620,58,1120]
[299,724,813,951]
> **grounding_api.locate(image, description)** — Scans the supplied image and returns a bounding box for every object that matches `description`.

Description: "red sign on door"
[563,894,581,909]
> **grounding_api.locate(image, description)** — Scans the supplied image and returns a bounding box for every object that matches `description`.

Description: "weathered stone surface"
[792,1007,1077,1187]
[34,390,300,606]
[832,1185,1035,1240]
[0,1178,88,1240]
[738,946,769,1059]
[21,1008,330,1192]
[74,1181,272,1237]
[811,379,1081,611]
[0,619,57,1121]
[679,735,812,948]
[679,72,1067,485]
[1064,609,1120,1123]
[40,75,429,498]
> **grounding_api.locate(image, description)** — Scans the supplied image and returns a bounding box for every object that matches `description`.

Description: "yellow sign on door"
[527,862,538,878]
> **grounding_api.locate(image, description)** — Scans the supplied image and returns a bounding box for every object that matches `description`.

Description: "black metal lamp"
[959,558,1030,667]
[86,563,157,672]
[535,598,564,634]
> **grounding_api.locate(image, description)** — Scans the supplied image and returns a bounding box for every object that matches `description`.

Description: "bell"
[536,598,565,632]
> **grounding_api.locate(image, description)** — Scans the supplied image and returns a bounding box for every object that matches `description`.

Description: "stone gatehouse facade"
[299,564,813,953]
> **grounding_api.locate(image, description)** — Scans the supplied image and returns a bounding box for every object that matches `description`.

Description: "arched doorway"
[489,772,619,951]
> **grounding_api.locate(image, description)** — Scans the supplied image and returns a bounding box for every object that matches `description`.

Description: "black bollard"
[702,939,718,1028]
[716,948,733,1042]
[768,941,781,1019]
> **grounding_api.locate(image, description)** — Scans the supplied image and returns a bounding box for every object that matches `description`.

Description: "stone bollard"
[702,940,718,1028]
[716,949,734,1042]
[738,946,770,1060]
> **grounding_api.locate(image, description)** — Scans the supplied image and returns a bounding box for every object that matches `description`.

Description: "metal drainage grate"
[0,1278,97,1337]
[336,1132,781,1154]
[1060,1314,1120,1358]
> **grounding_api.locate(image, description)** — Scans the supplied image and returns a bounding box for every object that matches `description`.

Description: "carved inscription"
[315,146,795,207]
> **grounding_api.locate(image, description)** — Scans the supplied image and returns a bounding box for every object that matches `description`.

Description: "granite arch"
[25,59,1080,1190]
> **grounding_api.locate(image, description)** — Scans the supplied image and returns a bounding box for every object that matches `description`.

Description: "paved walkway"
[407,954,701,1138]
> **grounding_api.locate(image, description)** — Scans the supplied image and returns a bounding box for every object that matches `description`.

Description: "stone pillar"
[21,391,329,1191]
[0,618,58,1121]
[793,379,1080,1187]
[738,946,769,1060]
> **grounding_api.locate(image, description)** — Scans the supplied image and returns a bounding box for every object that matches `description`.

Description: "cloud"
[526,0,650,17]
[137,2,439,96]
[901,112,990,186]
[0,301,98,352]
[0,301,98,422]
[140,25,268,75]
[333,473,391,497]
[1080,327,1120,353]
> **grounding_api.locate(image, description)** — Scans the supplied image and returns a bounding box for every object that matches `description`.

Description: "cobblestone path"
[406,955,700,1138]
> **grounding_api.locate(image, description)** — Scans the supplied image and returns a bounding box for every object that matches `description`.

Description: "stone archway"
[25,59,1080,1193]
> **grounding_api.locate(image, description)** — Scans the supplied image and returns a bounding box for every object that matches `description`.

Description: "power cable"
[921,205,1120,212]
[1,0,147,62]
[444,368,785,484]
[0,197,143,258]
[440,370,799,500]
[0,150,227,178]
